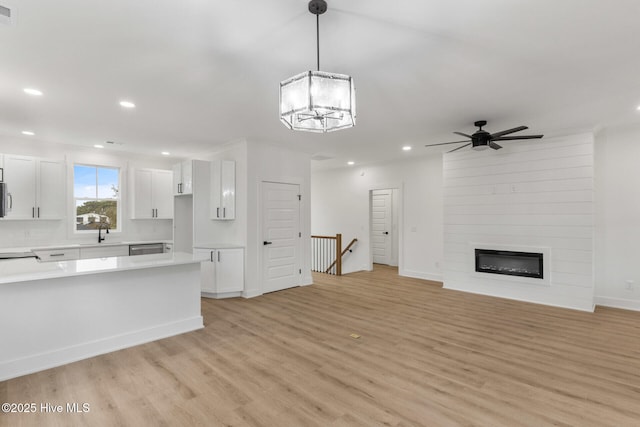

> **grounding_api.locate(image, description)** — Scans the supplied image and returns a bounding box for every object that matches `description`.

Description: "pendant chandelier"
[279,0,356,133]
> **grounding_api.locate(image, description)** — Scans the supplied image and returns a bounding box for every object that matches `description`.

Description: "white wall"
[0,136,175,248]
[245,140,312,297]
[191,139,311,297]
[442,134,595,311]
[311,154,443,280]
[594,123,640,311]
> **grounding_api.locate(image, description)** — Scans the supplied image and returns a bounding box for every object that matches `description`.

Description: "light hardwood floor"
[2,265,640,426]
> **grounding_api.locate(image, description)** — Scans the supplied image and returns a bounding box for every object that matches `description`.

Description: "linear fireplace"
[475,248,544,279]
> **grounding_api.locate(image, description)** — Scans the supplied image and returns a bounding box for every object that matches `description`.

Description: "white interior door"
[262,182,301,293]
[371,189,393,265]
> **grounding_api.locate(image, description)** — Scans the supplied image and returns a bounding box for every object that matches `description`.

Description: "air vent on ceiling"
[311,154,334,161]
[0,4,14,25]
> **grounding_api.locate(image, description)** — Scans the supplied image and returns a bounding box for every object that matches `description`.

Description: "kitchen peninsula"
[0,252,204,381]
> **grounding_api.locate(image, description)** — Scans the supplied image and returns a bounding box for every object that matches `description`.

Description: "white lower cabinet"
[194,247,243,298]
[80,245,129,259]
[33,248,80,262]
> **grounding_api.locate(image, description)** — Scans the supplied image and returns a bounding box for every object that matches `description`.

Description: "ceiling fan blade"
[425,140,470,147]
[489,142,502,150]
[447,143,472,153]
[490,126,528,138]
[453,132,473,139]
[492,134,543,141]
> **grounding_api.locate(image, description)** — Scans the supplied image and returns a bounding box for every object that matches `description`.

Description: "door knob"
[263,241,273,245]
[383,231,389,235]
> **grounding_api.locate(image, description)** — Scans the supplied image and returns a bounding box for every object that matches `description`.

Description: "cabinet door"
[80,245,129,259]
[3,155,37,219]
[211,160,236,220]
[181,160,193,195]
[220,160,235,220]
[210,160,222,219]
[33,248,80,262]
[152,170,173,219]
[132,169,154,219]
[193,249,216,293]
[215,248,244,293]
[37,159,65,219]
[172,163,182,195]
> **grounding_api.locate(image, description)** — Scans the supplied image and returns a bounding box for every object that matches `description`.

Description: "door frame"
[368,183,404,273]
[258,179,305,295]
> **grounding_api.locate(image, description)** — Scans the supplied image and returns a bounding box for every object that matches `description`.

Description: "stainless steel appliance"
[129,243,165,256]
[0,182,9,218]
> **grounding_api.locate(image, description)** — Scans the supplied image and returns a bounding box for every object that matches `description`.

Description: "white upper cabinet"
[2,155,65,220]
[173,160,194,196]
[210,160,235,220]
[130,168,173,219]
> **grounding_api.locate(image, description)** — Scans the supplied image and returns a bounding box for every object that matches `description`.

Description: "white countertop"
[193,243,244,249]
[0,252,202,285]
[0,240,172,254]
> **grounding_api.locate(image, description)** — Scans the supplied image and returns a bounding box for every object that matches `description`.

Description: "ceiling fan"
[425,120,544,153]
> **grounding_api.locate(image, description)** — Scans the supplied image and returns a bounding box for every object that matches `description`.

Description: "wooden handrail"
[311,235,338,240]
[324,238,358,274]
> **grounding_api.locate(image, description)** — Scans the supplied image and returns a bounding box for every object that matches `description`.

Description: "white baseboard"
[595,296,640,312]
[0,316,203,382]
[242,289,262,298]
[444,283,595,312]
[400,269,443,283]
[202,291,242,299]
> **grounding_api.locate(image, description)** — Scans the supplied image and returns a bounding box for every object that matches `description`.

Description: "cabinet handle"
[210,251,214,262]
[37,207,40,218]
[32,207,35,218]
[50,253,65,257]
[155,208,158,217]
[263,241,273,245]
[218,251,221,262]
[223,207,226,218]
[8,193,12,209]
[217,207,220,218]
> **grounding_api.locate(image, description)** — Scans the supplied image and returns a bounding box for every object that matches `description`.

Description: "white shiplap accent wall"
[443,134,594,311]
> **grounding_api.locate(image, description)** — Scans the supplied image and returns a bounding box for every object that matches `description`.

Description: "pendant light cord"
[316,13,320,71]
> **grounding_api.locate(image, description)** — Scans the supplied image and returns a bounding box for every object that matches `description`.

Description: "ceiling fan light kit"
[279,0,356,133]
[426,120,544,153]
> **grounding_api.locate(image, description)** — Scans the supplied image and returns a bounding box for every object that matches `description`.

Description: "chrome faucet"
[98,222,110,243]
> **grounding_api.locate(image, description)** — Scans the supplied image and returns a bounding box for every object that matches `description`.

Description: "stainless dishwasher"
[129,243,165,256]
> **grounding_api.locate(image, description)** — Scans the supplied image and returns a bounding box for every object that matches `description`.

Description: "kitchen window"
[73,164,120,232]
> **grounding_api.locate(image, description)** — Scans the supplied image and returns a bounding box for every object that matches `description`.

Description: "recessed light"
[402,145,412,151]
[119,100,136,108]
[21,130,35,136]
[94,144,104,149]
[161,151,170,156]
[23,88,43,96]
[637,105,640,111]
[347,161,355,165]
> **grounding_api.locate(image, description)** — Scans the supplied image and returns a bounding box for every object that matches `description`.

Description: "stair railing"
[311,234,358,276]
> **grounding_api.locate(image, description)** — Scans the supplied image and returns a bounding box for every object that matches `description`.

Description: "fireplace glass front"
[475,249,543,279]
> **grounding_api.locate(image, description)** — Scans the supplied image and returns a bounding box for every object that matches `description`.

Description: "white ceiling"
[2,0,640,170]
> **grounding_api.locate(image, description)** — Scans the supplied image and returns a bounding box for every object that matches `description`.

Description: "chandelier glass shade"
[279,0,356,133]
[280,70,356,132]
